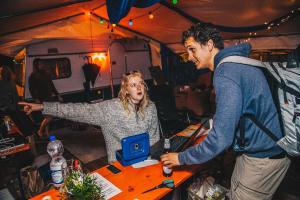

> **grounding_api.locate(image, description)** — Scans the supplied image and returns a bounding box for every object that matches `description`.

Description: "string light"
[112,23,117,27]
[172,0,178,4]
[128,19,133,26]
[148,12,154,19]
[99,18,104,24]
[123,5,162,26]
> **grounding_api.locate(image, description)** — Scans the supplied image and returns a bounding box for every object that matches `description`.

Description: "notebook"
[150,120,209,160]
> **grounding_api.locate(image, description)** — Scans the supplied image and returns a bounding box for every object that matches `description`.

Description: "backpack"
[217,55,300,156]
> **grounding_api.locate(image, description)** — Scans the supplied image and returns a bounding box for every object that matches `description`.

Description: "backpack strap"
[240,114,280,143]
[217,56,300,98]
[217,56,282,82]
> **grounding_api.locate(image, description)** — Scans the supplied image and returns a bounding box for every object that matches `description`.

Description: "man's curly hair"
[182,23,224,50]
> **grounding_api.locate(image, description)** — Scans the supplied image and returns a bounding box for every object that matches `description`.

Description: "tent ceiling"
[0,0,299,56]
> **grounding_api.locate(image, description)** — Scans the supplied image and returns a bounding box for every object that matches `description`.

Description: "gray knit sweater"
[43,98,160,163]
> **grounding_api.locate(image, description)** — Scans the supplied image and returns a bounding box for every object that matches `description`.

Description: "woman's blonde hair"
[118,70,149,117]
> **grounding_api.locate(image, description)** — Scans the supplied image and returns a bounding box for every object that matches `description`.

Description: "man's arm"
[178,75,242,165]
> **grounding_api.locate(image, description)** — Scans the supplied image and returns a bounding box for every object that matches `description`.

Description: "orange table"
[31,125,208,200]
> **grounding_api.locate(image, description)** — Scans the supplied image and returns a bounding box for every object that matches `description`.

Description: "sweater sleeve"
[148,103,160,146]
[178,75,242,165]
[42,101,107,126]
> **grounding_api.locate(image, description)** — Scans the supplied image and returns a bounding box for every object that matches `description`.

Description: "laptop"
[150,119,210,160]
[0,134,27,154]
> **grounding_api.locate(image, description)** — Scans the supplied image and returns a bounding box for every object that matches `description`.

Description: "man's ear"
[207,39,215,52]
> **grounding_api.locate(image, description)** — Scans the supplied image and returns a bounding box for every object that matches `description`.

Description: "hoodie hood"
[214,43,252,68]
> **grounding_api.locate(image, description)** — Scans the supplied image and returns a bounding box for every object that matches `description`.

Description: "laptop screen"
[150,120,209,160]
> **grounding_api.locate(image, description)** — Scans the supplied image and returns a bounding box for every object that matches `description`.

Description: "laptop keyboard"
[0,136,26,152]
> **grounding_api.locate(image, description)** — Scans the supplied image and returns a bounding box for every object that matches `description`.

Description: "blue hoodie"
[178,43,284,165]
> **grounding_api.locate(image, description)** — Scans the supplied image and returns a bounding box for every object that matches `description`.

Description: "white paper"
[90,172,122,199]
[132,159,159,168]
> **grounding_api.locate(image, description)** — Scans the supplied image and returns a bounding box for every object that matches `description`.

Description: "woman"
[20,71,160,163]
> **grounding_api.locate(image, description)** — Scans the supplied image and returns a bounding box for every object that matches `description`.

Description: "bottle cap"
[49,135,56,141]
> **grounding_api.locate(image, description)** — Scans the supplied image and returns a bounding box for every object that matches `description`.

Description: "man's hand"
[18,102,43,115]
[160,153,180,168]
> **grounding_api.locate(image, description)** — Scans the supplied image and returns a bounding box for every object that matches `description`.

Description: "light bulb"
[148,12,154,19]
[129,19,133,26]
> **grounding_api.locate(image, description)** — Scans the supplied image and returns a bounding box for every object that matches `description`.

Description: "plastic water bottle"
[47,135,64,157]
[47,135,67,189]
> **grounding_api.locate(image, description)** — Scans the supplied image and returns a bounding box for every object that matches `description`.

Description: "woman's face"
[126,75,145,104]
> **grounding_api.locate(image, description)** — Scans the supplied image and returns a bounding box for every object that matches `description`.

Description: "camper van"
[14,37,159,102]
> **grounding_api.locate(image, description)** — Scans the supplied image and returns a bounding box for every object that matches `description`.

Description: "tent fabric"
[0,0,299,57]
[106,0,161,24]
[225,35,300,50]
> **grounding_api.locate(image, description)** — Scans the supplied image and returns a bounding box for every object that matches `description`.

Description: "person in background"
[161,23,290,200]
[28,59,62,137]
[0,65,19,115]
[0,65,37,155]
[20,71,160,163]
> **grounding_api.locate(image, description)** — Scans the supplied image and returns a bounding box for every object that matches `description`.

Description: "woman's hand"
[18,102,43,115]
[160,153,180,168]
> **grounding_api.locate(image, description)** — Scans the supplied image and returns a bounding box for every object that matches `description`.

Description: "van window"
[33,58,71,80]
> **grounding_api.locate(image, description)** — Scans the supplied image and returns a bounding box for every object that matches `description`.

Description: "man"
[28,59,62,137]
[161,23,290,200]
